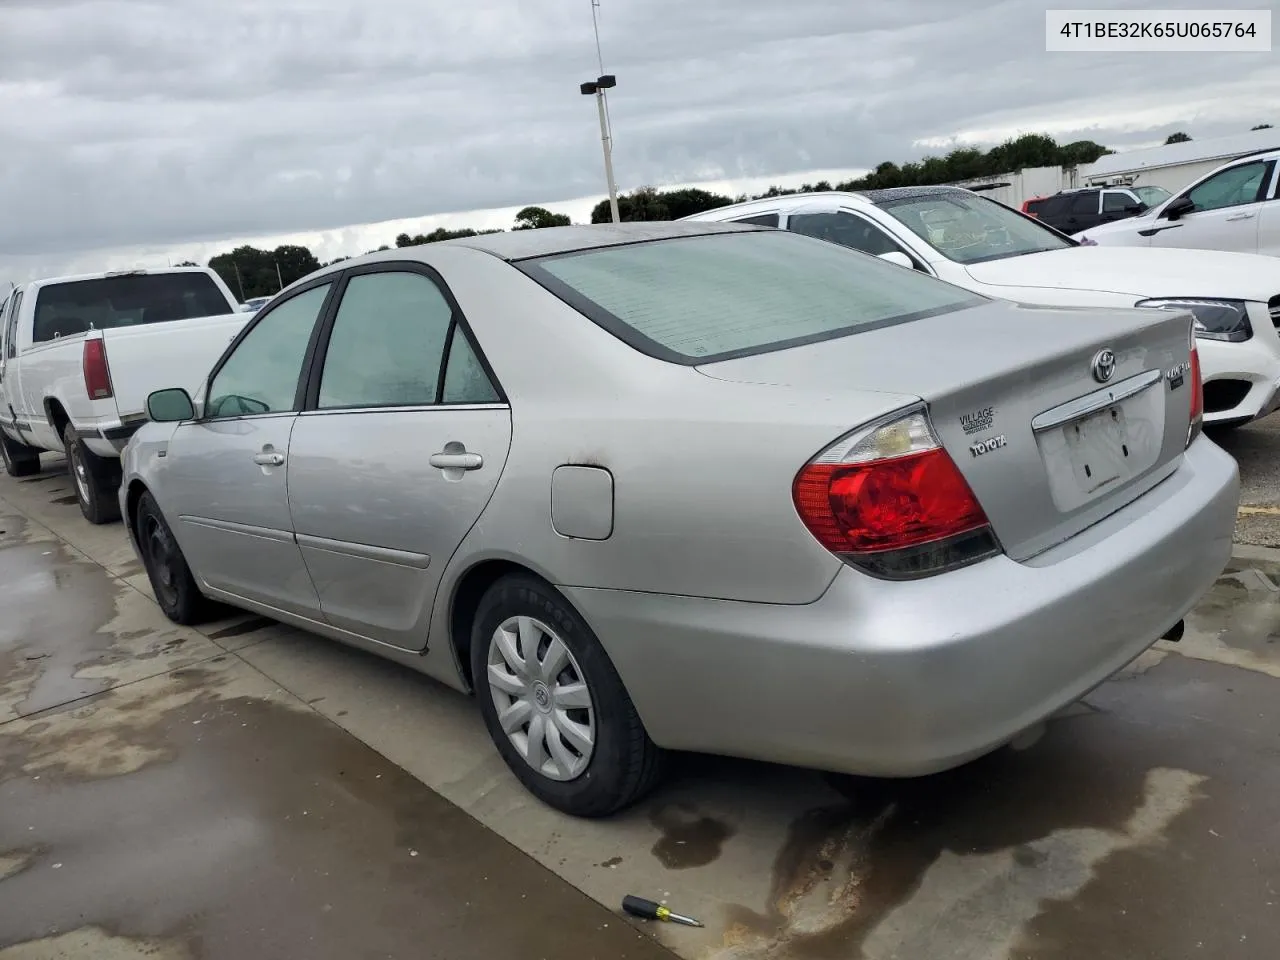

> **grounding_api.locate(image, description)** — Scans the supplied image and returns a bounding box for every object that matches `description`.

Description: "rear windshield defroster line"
[515,231,986,366]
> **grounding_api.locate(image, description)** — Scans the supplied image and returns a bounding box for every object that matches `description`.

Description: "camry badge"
[1091,349,1116,384]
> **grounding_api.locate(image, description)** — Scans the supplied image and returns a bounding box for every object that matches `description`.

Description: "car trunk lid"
[697,300,1196,561]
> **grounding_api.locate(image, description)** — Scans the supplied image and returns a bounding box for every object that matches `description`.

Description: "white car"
[682,187,1280,429]
[1073,148,1280,257]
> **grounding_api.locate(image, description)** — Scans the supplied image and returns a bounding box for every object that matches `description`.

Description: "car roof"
[20,266,214,291]
[405,221,766,265]
[858,185,978,204]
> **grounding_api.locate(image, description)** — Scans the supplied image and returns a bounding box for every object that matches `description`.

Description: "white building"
[943,128,1280,211]
[1078,128,1280,194]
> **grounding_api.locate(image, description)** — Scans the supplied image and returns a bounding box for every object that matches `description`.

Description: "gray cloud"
[0,0,1276,276]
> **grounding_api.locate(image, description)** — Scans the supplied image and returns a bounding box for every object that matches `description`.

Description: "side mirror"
[147,387,196,423]
[877,251,913,269]
[1163,197,1195,220]
[1124,204,1145,215]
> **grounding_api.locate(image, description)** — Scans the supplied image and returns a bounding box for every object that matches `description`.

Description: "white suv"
[1074,148,1280,257]
[683,187,1280,428]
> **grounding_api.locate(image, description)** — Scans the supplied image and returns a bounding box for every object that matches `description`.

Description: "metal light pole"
[580,76,620,223]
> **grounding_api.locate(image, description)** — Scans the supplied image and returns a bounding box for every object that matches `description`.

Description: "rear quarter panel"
[422,246,917,606]
[14,336,97,451]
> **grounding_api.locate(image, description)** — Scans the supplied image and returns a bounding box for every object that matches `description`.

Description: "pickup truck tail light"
[82,338,114,401]
[792,409,1001,580]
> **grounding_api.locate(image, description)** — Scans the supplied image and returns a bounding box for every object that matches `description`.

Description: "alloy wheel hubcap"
[486,615,596,782]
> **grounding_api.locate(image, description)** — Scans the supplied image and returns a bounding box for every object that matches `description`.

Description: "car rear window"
[32,272,232,344]
[519,231,985,364]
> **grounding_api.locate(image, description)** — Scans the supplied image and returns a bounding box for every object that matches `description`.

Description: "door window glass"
[1187,161,1270,212]
[1102,191,1136,212]
[441,328,500,403]
[733,213,780,227]
[318,271,453,409]
[1068,194,1098,214]
[789,211,914,260]
[206,283,331,418]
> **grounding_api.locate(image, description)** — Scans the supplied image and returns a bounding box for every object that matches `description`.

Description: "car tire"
[471,573,665,818]
[62,422,121,524]
[0,430,41,478]
[135,490,211,625]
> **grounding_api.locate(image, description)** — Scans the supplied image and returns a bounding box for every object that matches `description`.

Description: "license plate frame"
[1063,404,1132,494]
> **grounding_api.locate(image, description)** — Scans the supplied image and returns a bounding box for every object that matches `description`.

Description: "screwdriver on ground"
[622,894,704,927]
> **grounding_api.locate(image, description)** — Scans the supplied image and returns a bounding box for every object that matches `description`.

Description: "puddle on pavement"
[651,803,736,869]
[1171,557,1280,679]
[0,667,673,960]
[0,523,215,721]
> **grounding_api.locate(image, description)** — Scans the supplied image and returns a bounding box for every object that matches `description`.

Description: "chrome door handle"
[429,452,483,470]
[1225,213,1255,221]
[253,452,285,466]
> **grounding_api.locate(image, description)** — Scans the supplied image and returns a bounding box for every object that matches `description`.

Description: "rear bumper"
[564,437,1238,776]
[75,418,144,457]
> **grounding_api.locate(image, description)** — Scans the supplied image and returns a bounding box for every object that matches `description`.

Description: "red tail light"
[793,410,1001,579]
[1187,334,1203,447]
[82,338,113,400]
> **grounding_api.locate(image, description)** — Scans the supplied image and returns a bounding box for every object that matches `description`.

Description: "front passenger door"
[1151,159,1273,253]
[161,280,335,617]
[285,265,512,651]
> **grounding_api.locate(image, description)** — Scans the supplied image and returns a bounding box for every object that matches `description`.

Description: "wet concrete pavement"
[2,454,1280,959]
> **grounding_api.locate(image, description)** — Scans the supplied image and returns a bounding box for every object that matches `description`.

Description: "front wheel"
[0,430,41,478]
[471,574,664,818]
[62,423,121,524]
[135,491,211,625]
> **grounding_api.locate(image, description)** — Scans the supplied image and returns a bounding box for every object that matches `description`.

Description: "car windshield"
[32,272,231,344]
[520,230,986,363]
[1133,185,1172,206]
[876,192,1077,265]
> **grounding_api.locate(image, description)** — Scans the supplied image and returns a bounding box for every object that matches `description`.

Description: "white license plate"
[1064,405,1132,494]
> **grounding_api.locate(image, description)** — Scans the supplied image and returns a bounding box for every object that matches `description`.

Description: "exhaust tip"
[1161,619,1185,644]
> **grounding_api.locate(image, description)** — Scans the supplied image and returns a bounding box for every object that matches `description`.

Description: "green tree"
[513,206,571,229]
[207,244,320,299]
[173,260,199,267]
[1165,131,1192,144]
[395,227,500,246]
[1253,123,1274,131]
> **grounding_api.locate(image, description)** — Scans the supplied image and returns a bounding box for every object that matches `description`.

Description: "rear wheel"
[62,422,121,524]
[471,574,664,818]
[0,430,41,478]
[136,491,211,624]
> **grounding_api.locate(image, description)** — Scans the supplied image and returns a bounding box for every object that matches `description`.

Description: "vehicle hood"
[964,246,1280,302]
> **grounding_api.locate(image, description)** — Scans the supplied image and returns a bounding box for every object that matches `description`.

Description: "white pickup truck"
[0,267,249,523]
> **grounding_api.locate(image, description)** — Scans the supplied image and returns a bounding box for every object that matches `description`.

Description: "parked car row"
[1021,184,1172,234]
[1074,147,1280,258]
[0,200,1244,819]
[684,186,1280,429]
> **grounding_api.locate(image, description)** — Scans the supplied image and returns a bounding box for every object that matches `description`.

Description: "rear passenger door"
[285,263,512,651]
[1060,192,1102,234]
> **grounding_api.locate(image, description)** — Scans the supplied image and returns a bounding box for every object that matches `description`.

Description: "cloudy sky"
[1,0,1277,285]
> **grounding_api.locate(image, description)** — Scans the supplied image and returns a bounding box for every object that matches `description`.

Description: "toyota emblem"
[1091,349,1116,384]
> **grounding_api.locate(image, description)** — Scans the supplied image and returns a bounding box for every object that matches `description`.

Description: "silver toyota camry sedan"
[120,221,1239,818]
